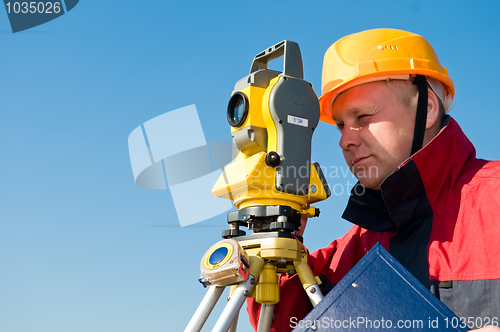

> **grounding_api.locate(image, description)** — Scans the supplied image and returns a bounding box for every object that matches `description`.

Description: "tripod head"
[212,40,331,237]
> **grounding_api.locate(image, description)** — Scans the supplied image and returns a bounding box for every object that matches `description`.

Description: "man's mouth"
[352,156,369,166]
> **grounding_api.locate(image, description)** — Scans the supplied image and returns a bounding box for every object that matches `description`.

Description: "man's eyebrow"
[332,107,364,123]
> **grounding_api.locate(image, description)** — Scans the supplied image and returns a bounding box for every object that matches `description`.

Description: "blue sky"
[1,1,500,331]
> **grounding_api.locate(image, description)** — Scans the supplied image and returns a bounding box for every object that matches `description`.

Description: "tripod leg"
[184,286,225,332]
[257,304,274,332]
[211,275,257,332]
[228,312,238,332]
[303,283,323,307]
[294,259,324,307]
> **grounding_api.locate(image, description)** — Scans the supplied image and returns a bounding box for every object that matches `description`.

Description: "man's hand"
[295,213,308,238]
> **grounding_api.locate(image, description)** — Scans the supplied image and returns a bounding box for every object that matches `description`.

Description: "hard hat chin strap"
[411,75,428,155]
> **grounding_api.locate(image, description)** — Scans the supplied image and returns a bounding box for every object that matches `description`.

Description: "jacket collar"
[343,116,476,232]
[402,116,476,205]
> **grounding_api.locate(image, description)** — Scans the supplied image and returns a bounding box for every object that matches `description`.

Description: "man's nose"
[339,126,361,150]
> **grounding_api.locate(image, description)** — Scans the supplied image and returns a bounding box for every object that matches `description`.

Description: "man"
[247,28,500,331]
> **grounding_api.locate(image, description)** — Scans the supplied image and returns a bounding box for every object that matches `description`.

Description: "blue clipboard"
[292,243,469,331]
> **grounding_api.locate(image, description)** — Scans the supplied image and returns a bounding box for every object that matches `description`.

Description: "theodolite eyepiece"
[227,92,248,127]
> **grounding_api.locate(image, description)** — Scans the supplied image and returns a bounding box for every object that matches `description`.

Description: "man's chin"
[357,178,382,191]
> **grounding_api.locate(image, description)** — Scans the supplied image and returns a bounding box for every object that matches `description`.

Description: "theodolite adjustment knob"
[265,151,281,167]
[222,229,246,239]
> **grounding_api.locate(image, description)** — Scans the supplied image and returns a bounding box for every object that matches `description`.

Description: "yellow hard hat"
[319,28,455,125]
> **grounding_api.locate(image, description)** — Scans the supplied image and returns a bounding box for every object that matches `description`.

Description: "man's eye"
[336,123,344,131]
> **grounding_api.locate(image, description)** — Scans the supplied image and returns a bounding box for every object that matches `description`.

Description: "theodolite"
[185,40,331,332]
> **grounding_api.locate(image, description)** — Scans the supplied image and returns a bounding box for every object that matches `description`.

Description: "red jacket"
[247,117,500,331]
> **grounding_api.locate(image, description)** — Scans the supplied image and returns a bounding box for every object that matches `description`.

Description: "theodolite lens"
[227,92,248,127]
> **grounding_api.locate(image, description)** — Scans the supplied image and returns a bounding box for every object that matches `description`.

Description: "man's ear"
[426,88,441,130]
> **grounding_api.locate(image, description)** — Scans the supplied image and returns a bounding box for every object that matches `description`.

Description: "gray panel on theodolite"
[269,76,320,195]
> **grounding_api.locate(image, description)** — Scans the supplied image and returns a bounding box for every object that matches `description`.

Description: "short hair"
[383,79,446,122]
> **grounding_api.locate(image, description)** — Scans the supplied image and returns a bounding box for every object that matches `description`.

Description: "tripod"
[184,205,324,332]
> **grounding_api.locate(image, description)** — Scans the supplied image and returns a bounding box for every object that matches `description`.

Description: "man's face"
[331,81,417,190]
